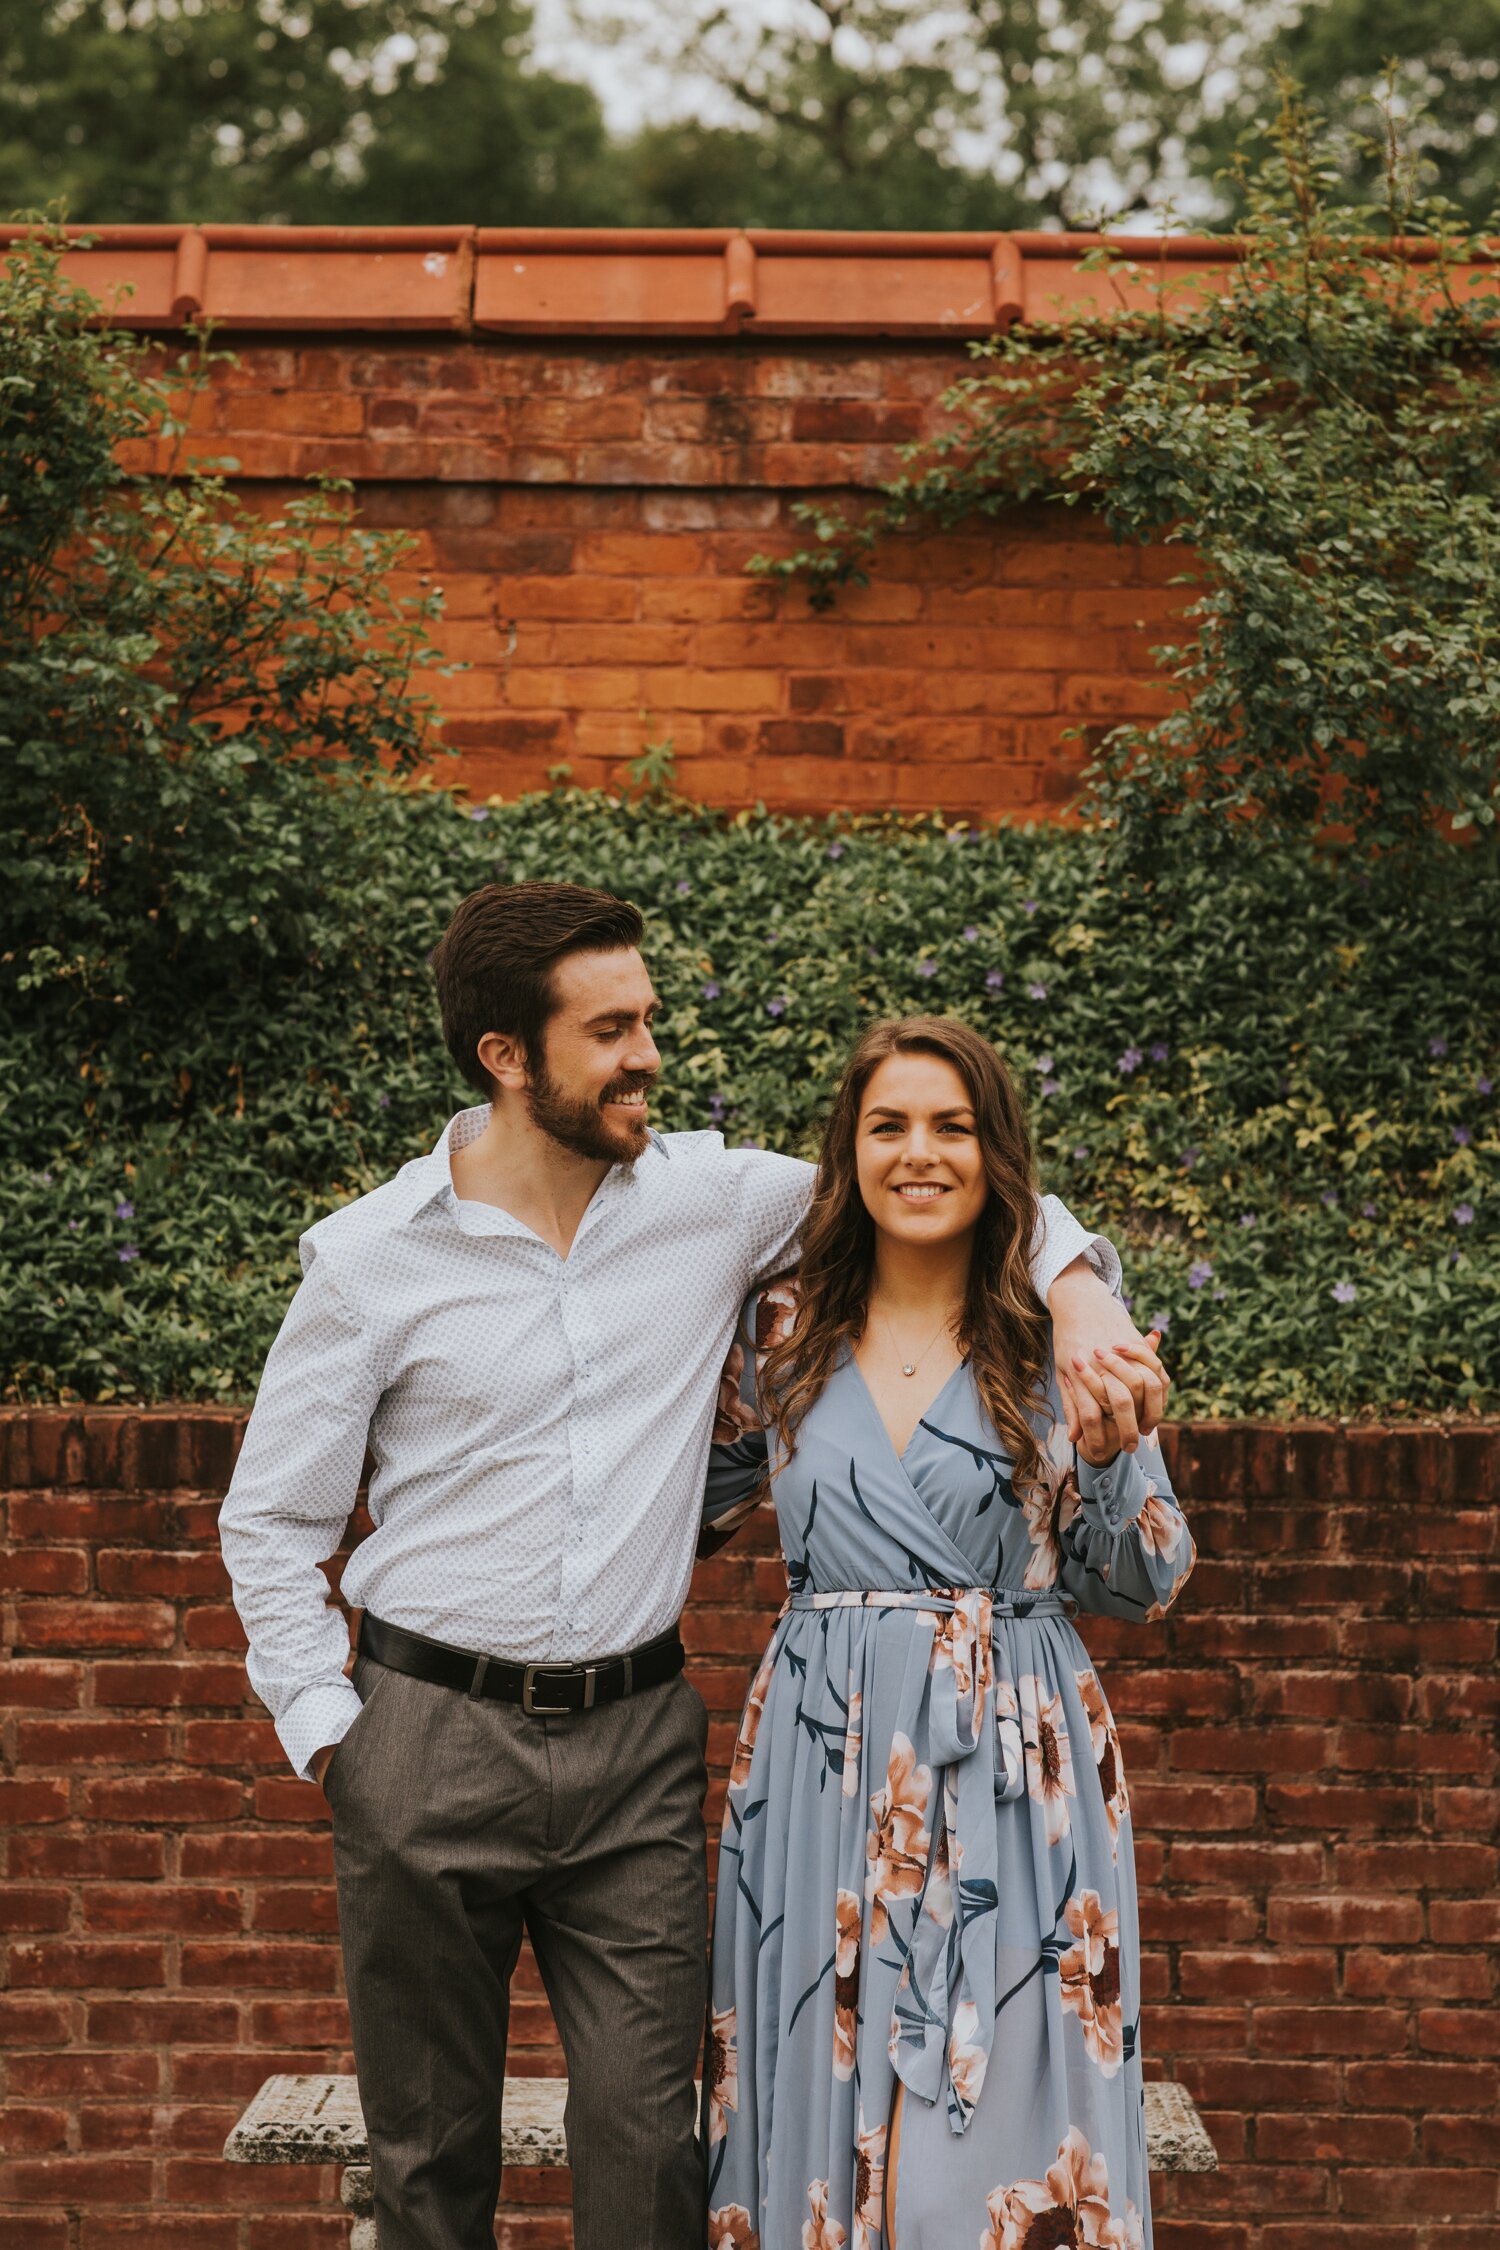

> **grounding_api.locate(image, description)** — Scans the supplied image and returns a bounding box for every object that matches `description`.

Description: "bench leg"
[341,2164,375,2250]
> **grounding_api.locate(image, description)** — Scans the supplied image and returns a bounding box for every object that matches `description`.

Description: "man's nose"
[627,1028,660,1074]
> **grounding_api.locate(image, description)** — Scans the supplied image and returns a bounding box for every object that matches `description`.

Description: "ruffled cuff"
[1074,1445,1150,1536]
[276,1676,366,1784]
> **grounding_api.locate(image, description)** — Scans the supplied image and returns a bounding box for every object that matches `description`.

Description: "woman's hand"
[1069,1334,1167,1466]
[1048,1257,1170,1452]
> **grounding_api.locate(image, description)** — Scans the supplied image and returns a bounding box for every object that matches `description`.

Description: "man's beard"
[524,1058,653,1164]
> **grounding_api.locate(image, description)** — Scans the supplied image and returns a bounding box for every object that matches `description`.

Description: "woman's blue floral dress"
[701,1285,1195,2250]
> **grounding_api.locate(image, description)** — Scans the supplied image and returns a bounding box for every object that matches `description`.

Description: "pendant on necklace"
[902,1364,915,1377]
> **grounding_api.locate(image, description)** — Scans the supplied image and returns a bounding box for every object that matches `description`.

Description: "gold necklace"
[878,1303,958,1379]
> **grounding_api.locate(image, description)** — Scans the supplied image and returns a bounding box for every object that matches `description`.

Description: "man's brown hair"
[430,881,645,1096]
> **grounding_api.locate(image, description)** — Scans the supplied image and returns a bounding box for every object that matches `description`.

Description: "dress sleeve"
[1056,1427,1196,1621]
[698,1290,782,1558]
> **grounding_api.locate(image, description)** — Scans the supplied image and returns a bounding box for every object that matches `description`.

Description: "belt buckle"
[521,1663,595,1717]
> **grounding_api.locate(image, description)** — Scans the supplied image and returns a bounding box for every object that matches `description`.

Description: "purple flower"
[67,1218,80,1232]
[1118,1046,1143,1074]
[962,925,979,943]
[377,1092,391,1109]
[701,980,720,1001]
[1036,1054,1054,1074]
[1321,1190,1339,1208]
[468,806,489,822]
[708,1093,727,1118]
[764,931,779,948]
[917,959,938,979]
[827,842,844,860]
[1429,1036,1448,1057]
[115,1199,135,1220]
[946,825,966,843]
[37,1171,53,1186]
[1212,1286,1228,1301]
[1149,1041,1170,1063]
[1188,1259,1213,1290]
[1022,899,1039,916]
[1479,1076,1493,1096]
[118,1244,140,1265]
[1027,982,1049,1001]
[675,879,692,897]
[1147,1311,1170,1334]
[766,998,787,1018]
[985,969,1005,991]
[1179,1146,1200,1169]
[738,1136,763,1149]
[1073,1145,1091,1161]
[1453,1125,1472,1146]
[1362,1201,1378,1218]
[1040,1077,1061,1097]
[1238,1212,1258,1228]
[1121,1292,1133,1311]
[1454,1203,1475,1226]
[1332,1280,1357,1305]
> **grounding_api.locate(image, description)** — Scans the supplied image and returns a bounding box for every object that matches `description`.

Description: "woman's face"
[854,1050,990,1252]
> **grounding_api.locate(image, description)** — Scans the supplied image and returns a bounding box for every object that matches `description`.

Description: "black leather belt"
[358,1613,685,1716]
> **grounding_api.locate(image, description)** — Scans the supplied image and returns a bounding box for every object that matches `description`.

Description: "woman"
[700,1017,1194,2250]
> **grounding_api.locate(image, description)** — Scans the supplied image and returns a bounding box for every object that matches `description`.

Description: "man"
[219,880,1167,2250]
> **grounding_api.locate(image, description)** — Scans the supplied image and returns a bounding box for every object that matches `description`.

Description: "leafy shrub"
[4,779,1496,1418]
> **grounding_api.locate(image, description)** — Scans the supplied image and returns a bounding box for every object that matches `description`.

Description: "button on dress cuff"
[1075,1446,1149,1535]
[277,1677,366,1783]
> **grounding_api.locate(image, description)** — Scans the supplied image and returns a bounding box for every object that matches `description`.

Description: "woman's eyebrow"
[864,1104,975,1121]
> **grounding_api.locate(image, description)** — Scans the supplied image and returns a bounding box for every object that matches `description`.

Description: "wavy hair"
[760,1016,1051,1499]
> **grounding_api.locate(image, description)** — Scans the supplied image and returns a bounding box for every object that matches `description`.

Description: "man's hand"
[1047,1255,1169,1455]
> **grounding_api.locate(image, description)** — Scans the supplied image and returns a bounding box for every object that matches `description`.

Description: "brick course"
[138,336,1192,820]
[2,1410,1496,2246]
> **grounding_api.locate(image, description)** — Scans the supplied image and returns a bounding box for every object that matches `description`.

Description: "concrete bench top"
[225,2070,1218,2174]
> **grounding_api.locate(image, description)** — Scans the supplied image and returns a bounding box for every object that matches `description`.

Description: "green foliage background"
[6,775,1498,1419]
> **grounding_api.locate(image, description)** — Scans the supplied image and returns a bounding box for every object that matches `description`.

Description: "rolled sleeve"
[1031,1192,1122,1304]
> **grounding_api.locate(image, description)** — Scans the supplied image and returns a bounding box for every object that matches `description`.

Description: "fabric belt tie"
[784,1585,1075,2136]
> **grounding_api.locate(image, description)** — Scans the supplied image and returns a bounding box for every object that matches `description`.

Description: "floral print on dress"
[853,2109,886,2250]
[865,1732,933,1942]
[982,2128,1137,2250]
[842,1678,863,1799]
[803,2178,847,2250]
[728,1646,775,1794]
[708,2004,739,2141]
[709,2206,761,2250]
[1020,1672,1076,1845]
[1059,1890,1124,2076]
[1019,1419,1082,1590]
[1076,1666,1129,1855]
[702,1284,1192,2250]
[834,1888,861,2080]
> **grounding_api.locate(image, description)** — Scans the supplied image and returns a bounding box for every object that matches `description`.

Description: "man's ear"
[475,1029,529,1092]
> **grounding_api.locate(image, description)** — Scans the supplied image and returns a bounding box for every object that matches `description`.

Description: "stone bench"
[226,2072,1217,2245]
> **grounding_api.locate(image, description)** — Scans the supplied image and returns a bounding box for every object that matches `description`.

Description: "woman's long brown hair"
[760,1016,1052,1500]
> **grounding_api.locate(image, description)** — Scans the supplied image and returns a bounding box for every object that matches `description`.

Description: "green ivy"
[3,780,1496,1418]
[749,85,1500,865]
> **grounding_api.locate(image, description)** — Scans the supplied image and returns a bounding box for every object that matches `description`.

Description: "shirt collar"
[400,1106,669,1224]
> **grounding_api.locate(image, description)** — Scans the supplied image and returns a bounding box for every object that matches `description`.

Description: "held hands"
[1069,1334,1168,1467]
[1047,1258,1169,1466]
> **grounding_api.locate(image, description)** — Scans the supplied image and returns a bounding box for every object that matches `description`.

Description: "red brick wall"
[163,337,1186,820]
[2,1411,1496,2249]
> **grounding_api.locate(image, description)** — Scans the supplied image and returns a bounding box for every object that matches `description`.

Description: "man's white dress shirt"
[219,1106,1120,1778]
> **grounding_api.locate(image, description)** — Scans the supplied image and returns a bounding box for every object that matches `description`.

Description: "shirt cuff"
[276,1677,366,1783]
[1075,1447,1149,1535]
[1033,1196,1123,1305]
